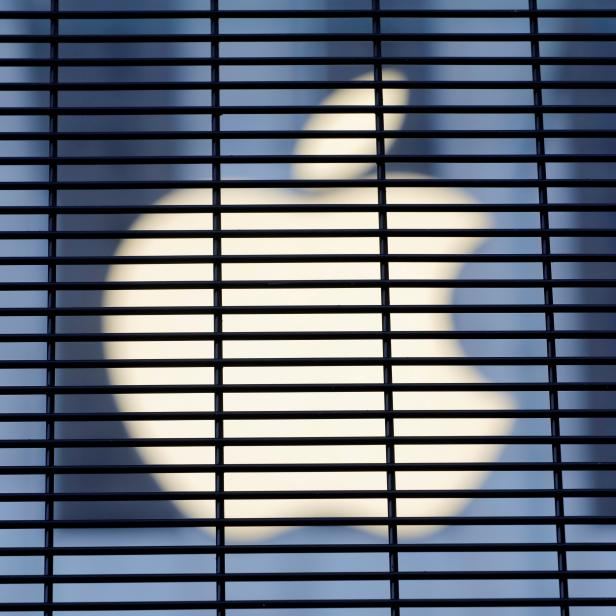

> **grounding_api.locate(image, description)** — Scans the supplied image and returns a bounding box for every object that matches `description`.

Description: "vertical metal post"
[371,2,400,615]
[44,0,59,614]
[210,1,225,615]
[528,2,570,614]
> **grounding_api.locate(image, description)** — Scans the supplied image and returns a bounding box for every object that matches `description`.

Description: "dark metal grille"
[1,1,616,614]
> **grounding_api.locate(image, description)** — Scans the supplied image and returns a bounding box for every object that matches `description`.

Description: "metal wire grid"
[0,1,614,614]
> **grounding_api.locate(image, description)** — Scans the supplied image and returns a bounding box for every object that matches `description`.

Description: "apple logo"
[102,70,514,540]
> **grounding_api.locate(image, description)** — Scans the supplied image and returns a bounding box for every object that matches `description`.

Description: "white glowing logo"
[103,71,514,539]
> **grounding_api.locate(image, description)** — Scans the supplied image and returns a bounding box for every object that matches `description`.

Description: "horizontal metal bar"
[1,256,614,267]
[0,542,613,557]
[7,378,616,394]
[4,55,616,68]
[1,104,615,116]
[1,382,614,396]
[4,153,616,166]
[5,569,616,584]
[1,229,613,240]
[0,330,608,342]
[0,279,612,292]
[1,129,614,140]
[4,488,616,503]
[2,80,616,92]
[6,178,616,190]
[0,355,611,369]
[3,9,616,19]
[1,304,614,317]
[2,33,616,44]
[2,461,615,475]
[0,515,615,531]
[0,203,612,215]
[4,435,616,448]
[2,598,616,611]
[0,408,613,423]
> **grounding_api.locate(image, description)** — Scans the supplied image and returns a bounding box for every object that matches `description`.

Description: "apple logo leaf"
[293,69,408,181]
